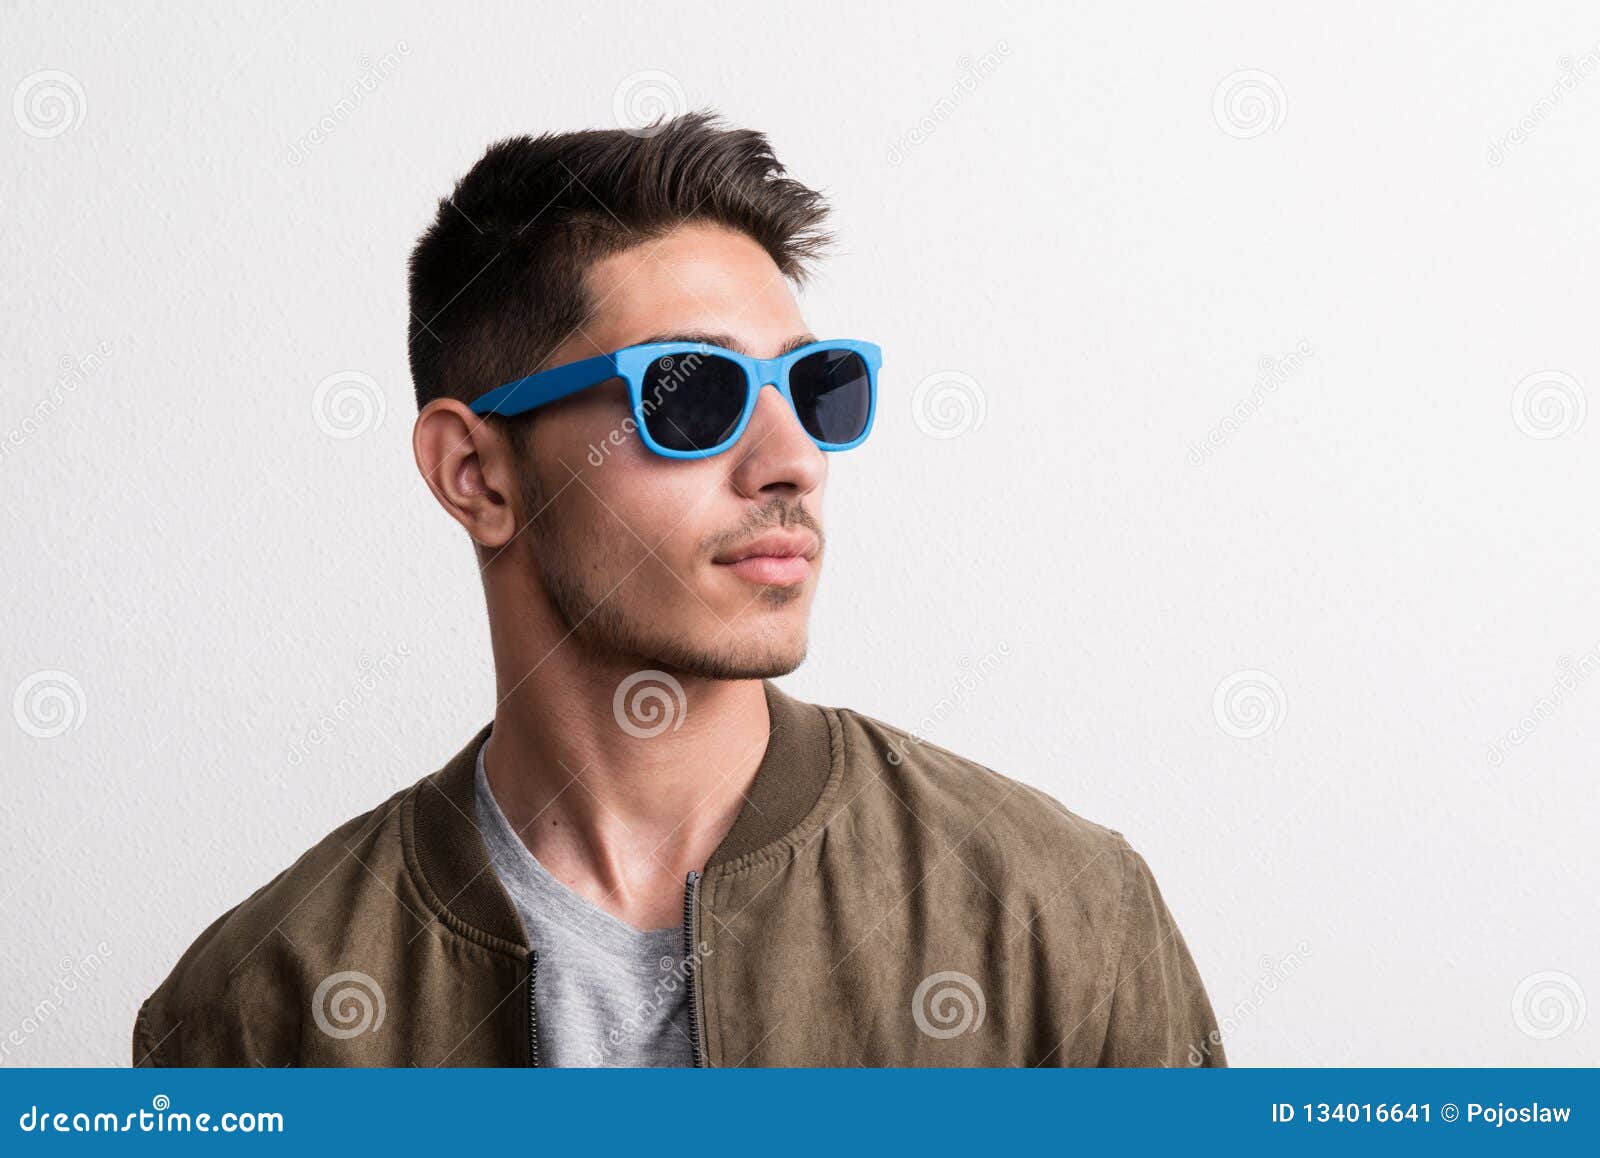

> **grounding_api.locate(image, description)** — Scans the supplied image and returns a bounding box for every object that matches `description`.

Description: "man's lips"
[713,531,819,587]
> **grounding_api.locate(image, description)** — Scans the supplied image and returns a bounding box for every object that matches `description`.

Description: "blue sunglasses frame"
[469,338,882,460]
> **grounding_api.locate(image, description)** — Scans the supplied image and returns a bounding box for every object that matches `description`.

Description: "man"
[134,113,1223,1067]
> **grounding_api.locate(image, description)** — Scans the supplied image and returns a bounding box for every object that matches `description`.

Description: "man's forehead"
[581,226,808,354]
[588,223,787,300]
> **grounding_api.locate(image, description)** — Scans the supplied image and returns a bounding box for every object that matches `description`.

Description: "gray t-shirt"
[474,743,695,1067]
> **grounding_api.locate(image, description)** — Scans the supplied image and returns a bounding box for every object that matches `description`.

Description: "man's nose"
[725,384,825,500]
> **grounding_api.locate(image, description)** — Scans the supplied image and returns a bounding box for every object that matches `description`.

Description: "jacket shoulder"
[826,703,1223,1066]
[831,703,1134,871]
[134,780,416,1066]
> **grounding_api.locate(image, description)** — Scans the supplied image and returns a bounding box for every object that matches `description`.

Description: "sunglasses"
[469,338,881,459]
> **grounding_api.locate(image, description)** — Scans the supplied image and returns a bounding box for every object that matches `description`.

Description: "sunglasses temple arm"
[470,353,619,416]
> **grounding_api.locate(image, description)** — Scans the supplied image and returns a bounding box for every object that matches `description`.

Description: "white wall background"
[3,1,1597,1066]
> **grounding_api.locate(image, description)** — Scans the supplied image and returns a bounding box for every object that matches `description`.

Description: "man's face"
[511,222,829,679]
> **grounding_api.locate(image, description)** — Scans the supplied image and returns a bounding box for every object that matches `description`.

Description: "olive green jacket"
[134,682,1224,1067]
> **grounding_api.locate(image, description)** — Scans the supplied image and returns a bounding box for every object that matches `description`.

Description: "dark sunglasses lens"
[788,350,872,445]
[641,353,748,452]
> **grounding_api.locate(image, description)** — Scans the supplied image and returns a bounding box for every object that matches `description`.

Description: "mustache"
[703,500,824,559]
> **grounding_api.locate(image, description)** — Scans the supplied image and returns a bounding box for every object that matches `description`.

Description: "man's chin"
[645,629,808,682]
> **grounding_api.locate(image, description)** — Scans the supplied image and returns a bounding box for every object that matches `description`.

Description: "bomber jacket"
[133,682,1225,1067]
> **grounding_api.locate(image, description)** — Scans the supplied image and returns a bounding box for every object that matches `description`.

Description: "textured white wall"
[3,2,1597,1066]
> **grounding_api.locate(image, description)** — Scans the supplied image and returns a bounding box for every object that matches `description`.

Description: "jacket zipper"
[528,883,703,1069]
[526,950,541,1068]
[682,870,705,1067]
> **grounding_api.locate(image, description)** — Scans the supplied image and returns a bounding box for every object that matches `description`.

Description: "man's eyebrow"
[634,331,818,357]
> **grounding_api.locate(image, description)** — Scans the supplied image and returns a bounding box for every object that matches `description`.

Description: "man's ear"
[412,399,522,549]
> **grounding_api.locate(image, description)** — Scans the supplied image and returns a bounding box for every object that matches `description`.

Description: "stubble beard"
[522,471,810,681]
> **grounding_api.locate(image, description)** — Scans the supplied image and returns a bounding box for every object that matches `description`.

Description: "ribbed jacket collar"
[403,679,834,951]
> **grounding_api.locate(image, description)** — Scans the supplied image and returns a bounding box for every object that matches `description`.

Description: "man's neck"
[481,665,771,931]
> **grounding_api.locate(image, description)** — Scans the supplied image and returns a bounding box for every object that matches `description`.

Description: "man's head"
[409,113,838,681]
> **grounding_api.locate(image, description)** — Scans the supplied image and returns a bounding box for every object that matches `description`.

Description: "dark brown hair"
[407,111,831,410]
